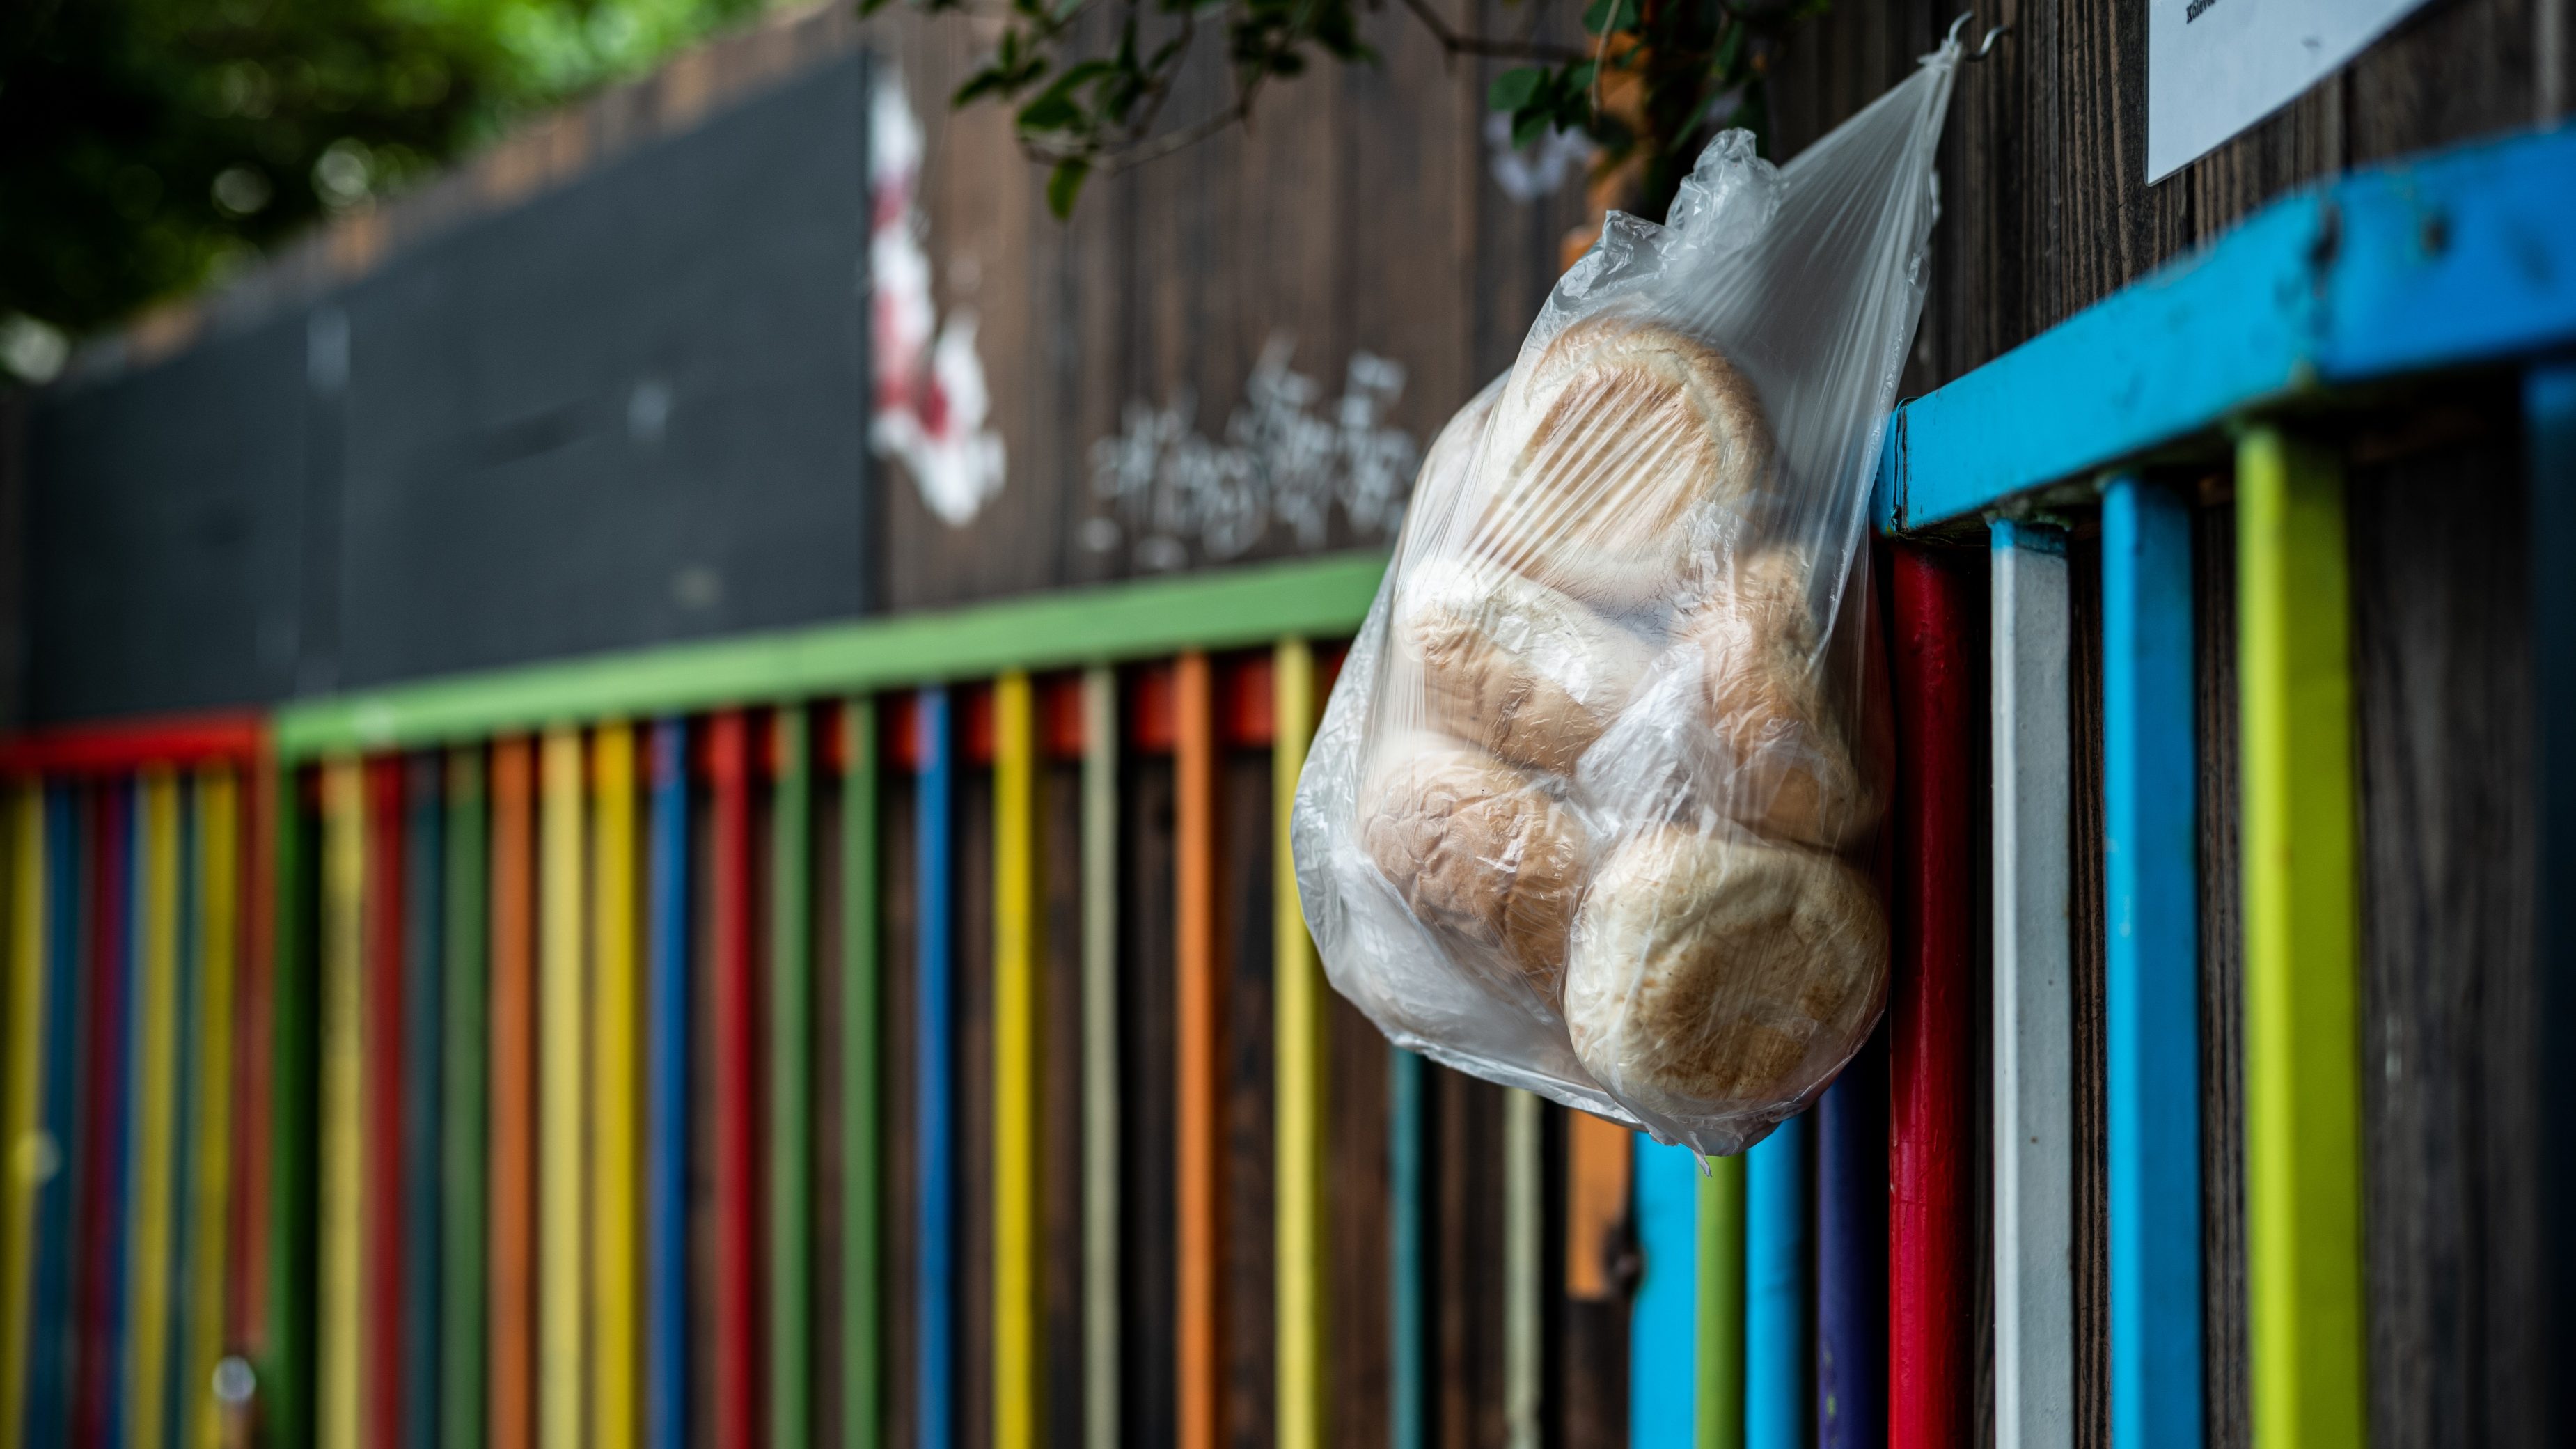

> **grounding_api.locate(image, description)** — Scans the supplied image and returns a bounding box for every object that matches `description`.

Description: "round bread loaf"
[1564,826,1885,1111]
[1404,378,1502,533]
[1395,559,1654,776]
[1360,736,1590,996]
[1679,547,1885,850]
[1475,317,1773,607]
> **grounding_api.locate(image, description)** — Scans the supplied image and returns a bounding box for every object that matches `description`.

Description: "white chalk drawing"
[1085,334,1420,570]
[871,73,1007,527]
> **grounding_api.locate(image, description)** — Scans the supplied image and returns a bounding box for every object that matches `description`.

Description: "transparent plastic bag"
[1292,40,1964,1154]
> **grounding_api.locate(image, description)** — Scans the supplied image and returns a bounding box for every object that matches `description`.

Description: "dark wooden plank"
[1121,744,1179,1449]
[881,767,922,1449]
[1429,1067,1507,1449]
[1220,745,1275,1449]
[2346,400,2543,1449]
[2192,490,2251,1449]
[2066,533,2110,1449]
[1044,756,1089,1448]
[1324,995,1391,1449]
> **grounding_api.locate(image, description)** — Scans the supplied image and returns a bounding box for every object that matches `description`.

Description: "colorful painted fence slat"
[595,723,641,1449]
[771,709,813,1449]
[0,788,41,1441]
[1992,519,2075,1449]
[1631,1138,1698,1448]
[1890,545,1979,1449]
[320,762,364,1449]
[489,737,537,1449]
[913,689,956,1449]
[840,700,881,1449]
[2103,476,2205,1449]
[2237,429,2366,1449]
[442,748,488,1449]
[991,675,1039,1449]
[402,752,445,1449]
[647,719,691,1449]
[1078,671,1118,1449]
[537,730,586,1449]
[710,710,759,1449]
[187,767,239,1449]
[1744,1116,1805,1449]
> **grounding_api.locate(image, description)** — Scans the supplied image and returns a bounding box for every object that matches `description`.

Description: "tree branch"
[1393,0,1592,64]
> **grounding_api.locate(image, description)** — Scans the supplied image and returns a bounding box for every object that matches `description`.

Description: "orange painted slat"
[488,739,537,1449]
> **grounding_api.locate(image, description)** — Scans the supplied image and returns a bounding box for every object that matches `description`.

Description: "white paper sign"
[2149,0,2437,182]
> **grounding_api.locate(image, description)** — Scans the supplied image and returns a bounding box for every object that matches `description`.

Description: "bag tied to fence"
[1291,37,1965,1154]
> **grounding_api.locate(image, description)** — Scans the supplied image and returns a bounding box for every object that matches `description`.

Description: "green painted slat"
[263,765,317,1449]
[275,555,1389,760]
[771,707,813,1449]
[842,699,881,1449]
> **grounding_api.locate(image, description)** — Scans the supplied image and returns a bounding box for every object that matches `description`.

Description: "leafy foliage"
[866,0,1829,219]
[0,0,771,344]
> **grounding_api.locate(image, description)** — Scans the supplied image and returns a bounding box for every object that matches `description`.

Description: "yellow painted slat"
[590,723,640,1449]
[187,769,239,1449]
[128,769,182,1449]
[1,787,45,1439]
[2238,426,2366,1449]
[992,672,1042,1449]
[539,728,588,1449]
[1273,640,1326,1449]
[320,760,367,1449]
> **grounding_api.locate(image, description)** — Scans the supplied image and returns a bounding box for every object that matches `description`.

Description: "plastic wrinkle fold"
[1291,42,1962,1154]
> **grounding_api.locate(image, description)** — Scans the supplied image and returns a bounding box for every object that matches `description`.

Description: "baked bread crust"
[1679,547,1885,850]
[1360,736,1591,995]
[1476,317,1773,606]
[1564,825,1885,1109]
[1396,559,1654,776]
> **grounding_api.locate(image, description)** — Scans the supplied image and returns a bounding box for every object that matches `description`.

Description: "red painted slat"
[365,758,407,1449]
[1887,545,1982,1449]
[709,711,761,1449]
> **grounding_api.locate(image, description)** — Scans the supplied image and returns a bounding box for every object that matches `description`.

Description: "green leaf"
[1046,158,1092,218]
[1018,91,1081,131]
[1511,107,1553,150]
[952,67,1013,106]
[1487,65,1544,111]
[1580,0,1638,35]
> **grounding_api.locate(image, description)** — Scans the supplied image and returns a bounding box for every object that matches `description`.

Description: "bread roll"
[1564,826,1885,1110]
[1475,318,1772,607]
[1396,560,1654,775]
[1360,737,1589,994]
[1679,547,1885,850]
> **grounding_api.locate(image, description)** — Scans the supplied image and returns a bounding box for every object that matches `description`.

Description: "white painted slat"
[1992,519,2075,1449]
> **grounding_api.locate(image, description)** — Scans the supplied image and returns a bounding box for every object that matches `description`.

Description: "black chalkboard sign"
[24,315,313,723]
[21,54,874,719]
[333,56,874,689]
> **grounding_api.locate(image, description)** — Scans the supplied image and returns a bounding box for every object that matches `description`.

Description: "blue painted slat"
[2527,359,2576,1441]
[1876,125,2576,534]
[1747,1115,1808,1449]
[2103,477,2205,1449]
[1631,1139,1699,1449]
[102,782,138,1449]
[1816,1041,1885,1449]
[23,790,80,1448]
[916,689,955,1449]
[1389,1047,1424,1449]
[647,719,691,1449]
